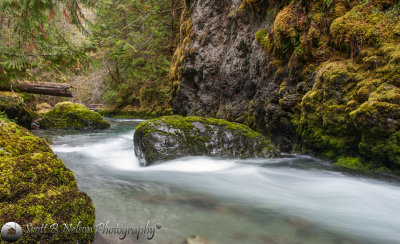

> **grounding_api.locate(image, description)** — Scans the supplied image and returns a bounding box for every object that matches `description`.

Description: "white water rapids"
[35,118,400,244]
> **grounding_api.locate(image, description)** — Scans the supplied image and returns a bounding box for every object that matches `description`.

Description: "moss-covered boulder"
[0,119,95,243]
[134,116,280,166]
[40,102,110,130]
[0,92,34,129]
[36,102,52,114]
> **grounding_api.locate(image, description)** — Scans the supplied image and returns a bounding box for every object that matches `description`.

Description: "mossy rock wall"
[134,115,280,166]
[171,0,400,172]
[0,119,95,243]
[40,102,110,130]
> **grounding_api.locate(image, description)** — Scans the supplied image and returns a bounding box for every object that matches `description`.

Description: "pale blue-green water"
[35,118,400,244]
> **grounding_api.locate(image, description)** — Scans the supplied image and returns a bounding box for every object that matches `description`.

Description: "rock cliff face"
[171,0,299,151]
[170,0,400,172]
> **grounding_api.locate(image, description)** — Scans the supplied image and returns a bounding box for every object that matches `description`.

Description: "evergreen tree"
[0,0,95,84]
[91,0,182,108]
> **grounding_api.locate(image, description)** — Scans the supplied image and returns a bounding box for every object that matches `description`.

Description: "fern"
[324,0,335,7]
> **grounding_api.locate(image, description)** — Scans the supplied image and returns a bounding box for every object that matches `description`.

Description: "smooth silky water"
[34,119,400,244]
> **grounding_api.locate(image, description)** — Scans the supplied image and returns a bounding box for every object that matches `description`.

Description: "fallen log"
[0,82,73,97]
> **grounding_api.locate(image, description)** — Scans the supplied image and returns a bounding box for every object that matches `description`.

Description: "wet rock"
[170,0,298,151]
[134,115,280,166]
[39,102,110,130]
[176,196,218,210]
[184,235,209,244]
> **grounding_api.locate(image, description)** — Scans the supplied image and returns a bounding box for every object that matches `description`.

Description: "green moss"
[0,119,95,243]
[335,156,366,170]
[350,101,399,135]
[296,58,400,170]
[170,9,193,102]
[40,102,110,130]
[330,2,399,57]
[145,115,265,140]
[137,115,275,147]
[255,29,268,47]
[0,92,34,128]
[386,132,400,165]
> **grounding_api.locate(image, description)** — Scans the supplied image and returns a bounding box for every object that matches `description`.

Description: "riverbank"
[0,118,95,243]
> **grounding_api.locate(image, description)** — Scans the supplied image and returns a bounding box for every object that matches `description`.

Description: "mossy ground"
[0,119,95,243]
[40,102,110,130]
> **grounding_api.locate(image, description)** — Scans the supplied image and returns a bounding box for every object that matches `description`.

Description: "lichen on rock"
[0,119,95,243]
[39,102,110,130]
[134,115,280,166]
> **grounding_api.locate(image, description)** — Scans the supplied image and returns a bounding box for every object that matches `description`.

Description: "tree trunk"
[0,82,73,97]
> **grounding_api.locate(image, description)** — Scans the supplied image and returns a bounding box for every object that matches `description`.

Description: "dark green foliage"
[92,0,182,110]
[0,0,95,84]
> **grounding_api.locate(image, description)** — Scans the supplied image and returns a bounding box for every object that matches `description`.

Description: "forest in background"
[0,0,182,110]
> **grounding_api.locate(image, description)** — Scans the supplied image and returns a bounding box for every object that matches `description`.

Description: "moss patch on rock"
[0,92,34,129]
[0,119,95,243]
[254,0,400,172]
[296,57,400,171]
[134,115,280,166]
[40,102,110,130]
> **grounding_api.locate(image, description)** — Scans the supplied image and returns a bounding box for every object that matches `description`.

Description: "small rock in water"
[184,235,209,244]
[176,196,218,210]
[284,217,312,230]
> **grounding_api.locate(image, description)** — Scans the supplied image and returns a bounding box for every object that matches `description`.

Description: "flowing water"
[34,119,400,244]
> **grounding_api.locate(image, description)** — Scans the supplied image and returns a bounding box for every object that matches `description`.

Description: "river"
[34,118,400,244]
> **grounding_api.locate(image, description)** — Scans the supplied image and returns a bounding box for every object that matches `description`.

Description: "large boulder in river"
[0,119,95,243]
[134,115,280,166]
[39,102,110,130]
